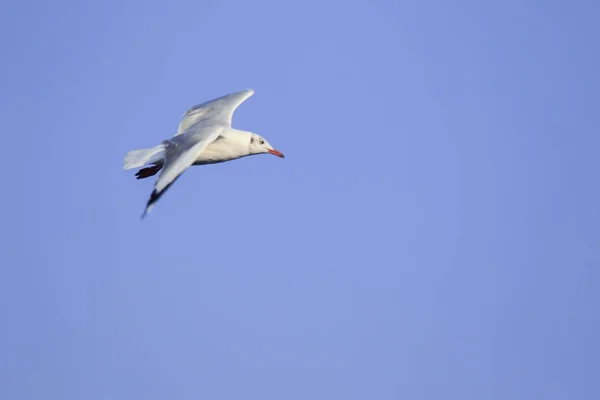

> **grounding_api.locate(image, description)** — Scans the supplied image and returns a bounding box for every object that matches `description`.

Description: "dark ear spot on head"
[250,136,255,143]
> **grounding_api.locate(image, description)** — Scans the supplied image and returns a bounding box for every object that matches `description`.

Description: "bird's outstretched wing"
[141,125,223,218]
[175,89,254,136]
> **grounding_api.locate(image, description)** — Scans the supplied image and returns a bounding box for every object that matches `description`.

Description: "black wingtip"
[139,176,179,220]
[141,190,160,219]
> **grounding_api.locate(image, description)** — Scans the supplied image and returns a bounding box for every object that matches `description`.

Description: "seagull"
[123,89,284,218]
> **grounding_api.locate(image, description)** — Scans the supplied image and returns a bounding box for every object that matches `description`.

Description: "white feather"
[123,144,166,170]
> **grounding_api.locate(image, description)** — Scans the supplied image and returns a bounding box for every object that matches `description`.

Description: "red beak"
[268,149,285,158]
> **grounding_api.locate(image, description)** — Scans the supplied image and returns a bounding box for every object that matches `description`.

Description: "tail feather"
[123,144,166,170]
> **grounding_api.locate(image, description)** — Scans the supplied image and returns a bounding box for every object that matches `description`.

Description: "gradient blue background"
[1,0,598,399]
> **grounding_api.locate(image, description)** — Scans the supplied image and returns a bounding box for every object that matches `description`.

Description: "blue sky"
[1,0,598,399]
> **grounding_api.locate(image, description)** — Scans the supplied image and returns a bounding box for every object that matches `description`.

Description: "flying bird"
[123,89,284,218]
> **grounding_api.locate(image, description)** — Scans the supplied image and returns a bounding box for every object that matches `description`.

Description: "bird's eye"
[259,139,265,145]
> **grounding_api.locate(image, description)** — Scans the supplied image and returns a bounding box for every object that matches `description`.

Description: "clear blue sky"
[1,0,598,399]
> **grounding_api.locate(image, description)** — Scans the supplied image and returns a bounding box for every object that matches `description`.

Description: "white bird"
[123,89,284,218]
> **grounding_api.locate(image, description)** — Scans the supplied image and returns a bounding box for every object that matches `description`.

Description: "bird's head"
[249,134,285,158]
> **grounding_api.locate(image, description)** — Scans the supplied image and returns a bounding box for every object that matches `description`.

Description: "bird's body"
[123,89,284,218]
[192,129,255,165]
